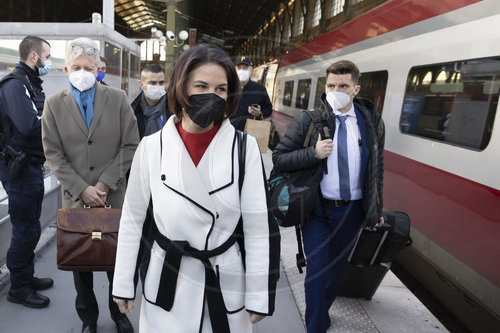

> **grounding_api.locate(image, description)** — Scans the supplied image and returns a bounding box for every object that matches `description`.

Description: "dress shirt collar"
[333,103,356,118]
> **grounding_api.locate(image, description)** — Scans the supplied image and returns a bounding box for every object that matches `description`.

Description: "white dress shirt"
[320,104,362,200]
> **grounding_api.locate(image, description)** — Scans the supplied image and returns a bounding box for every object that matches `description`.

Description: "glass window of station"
[0,39,99,74]
[400,57,500,150]
[105,42,121,76]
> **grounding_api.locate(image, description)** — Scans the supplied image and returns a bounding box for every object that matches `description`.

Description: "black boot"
[7,285,50,308]
[81,323,97,333]
[31,277,54,290]
[112,314,134,333]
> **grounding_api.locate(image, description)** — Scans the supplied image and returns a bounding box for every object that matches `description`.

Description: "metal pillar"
[154,0,183,77]
[165,0,176,76]
[103,0,114,29]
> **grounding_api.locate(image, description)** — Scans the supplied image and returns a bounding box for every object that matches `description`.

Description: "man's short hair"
[141,63,164,76]
[326,60,360,85]
[19,35,50,62]
[99,55,107,64]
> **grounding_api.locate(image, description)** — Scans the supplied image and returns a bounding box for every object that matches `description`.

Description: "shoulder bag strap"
[235,130,247,267]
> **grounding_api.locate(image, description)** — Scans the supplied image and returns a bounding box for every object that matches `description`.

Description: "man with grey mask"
[131,64,172,139]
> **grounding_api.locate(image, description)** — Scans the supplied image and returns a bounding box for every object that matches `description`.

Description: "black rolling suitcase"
[338,211,412,300]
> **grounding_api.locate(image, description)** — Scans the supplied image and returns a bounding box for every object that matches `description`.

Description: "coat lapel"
[62,88,89,135]
[160,118,235,221]
[197,121,235,194]
[88,83,107,138]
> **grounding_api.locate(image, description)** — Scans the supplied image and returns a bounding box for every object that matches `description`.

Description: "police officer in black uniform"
[0,35,53,308]
[230,56,273,131]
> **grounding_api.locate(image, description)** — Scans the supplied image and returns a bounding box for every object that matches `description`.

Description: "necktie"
[337,115,351,201]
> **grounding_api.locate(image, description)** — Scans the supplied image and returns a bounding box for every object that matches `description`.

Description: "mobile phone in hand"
[251,104,259,108]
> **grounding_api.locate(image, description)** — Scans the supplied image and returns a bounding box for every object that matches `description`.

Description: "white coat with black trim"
[112,116,277,332]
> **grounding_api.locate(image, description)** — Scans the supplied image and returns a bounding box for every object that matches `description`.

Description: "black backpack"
[268,108,331,273]
[268,108,331,227]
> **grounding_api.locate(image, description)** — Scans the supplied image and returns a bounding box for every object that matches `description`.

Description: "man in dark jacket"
[131,63,171,139]
[230,56,273,131]
[0,35,53,308]
[272,60,385,333]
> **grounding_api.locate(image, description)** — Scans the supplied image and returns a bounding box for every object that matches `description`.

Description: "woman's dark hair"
[166,44,241,123]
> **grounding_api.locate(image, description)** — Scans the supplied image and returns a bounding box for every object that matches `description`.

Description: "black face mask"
[186,93,226,128]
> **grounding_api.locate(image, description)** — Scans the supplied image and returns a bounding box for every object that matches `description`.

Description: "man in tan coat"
[41,37,139,333]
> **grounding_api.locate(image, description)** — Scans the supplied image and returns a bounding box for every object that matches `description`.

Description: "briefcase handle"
[83,202,112,209]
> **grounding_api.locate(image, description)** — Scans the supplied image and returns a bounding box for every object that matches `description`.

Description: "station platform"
[0,151,448,332]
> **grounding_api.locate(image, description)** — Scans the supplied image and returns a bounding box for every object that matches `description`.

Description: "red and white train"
[259,0,500,331]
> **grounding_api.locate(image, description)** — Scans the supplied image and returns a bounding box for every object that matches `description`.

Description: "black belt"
[322,198,360,207]
[4,146,45,165]
[152,222,237,333]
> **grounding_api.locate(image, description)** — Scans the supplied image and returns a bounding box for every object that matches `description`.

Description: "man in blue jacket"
[230,56,273,131]
[0,35,53,308]
[273,60,385,333]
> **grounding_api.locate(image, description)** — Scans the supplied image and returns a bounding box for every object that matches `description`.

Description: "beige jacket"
[41,83,139,208]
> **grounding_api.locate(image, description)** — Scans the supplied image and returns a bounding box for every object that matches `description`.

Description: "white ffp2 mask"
[69,70,96,92]
[326,90,355,111]
[237,70,250,82]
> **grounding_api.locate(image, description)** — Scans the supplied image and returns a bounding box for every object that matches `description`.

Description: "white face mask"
[144,84,166,101]
[237,69,250,82]
[326,90,356,111]
[69,70,96,92]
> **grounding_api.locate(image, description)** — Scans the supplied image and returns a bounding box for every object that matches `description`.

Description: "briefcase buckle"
[92,231,102,241]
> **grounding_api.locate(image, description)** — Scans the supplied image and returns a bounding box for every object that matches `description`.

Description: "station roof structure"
[0,0,276,55]
[114,0,276,52]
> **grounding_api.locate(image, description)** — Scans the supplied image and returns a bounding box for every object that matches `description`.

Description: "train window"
[330,0,346,17]
[283,80,294,106]
[400,57,500,150]
[314,77,326,109]
[358,70,388,114]
[296,79,311,109]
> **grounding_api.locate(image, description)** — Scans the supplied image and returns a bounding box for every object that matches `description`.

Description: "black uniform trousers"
[0,163,44,289]
[73,270,122,325]
[302,199,364,333]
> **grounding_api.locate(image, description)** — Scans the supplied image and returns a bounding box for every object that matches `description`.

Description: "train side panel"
[271,1,500,331]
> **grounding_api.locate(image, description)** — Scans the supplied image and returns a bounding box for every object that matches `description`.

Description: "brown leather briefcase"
[56,206,121,271]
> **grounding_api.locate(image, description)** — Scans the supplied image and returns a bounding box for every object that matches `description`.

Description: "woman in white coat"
[112,44,280,332]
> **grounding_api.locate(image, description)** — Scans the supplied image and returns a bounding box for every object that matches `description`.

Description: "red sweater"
[176,122,221,166]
